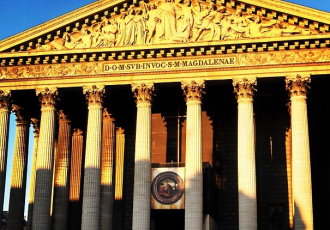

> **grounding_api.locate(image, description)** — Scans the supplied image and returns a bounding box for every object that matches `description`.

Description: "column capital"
[12,105,29,125]
[83,85,105,107]
[58,110,71,123]
[285,74,311,98]
[132,83,154,105]
[36,87,58,109]
[116,127,125,134]
[0,90,11,111]
[233,77,257,101]
[103,108,115,122]
[73,128,83,136]
[181,80,205,103]
[31,118,40,136]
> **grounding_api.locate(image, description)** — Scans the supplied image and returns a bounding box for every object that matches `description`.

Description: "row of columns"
[0,75,313,230]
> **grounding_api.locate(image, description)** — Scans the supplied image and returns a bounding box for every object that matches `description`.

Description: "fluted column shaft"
[32,87,57,230]
[100,109,116,230]
[68,129,84,230]
[8,106,30,230]
[286,75,313,230]
[27,119,40,230]
[233,78,257,230]
[132,83,154,230]
[0,90,10,224]
[52,111,72,230]
[114,128,125,230]
[81,86,104,230]
[182,81,204,230]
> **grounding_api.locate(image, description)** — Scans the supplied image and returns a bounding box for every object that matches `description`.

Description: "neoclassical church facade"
[0,0,329,229]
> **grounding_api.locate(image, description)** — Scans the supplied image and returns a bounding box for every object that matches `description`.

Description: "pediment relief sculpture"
[33,0,320,52]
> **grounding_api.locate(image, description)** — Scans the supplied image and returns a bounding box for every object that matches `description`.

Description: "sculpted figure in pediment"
[116,12,127,46]
[25,0,323,52]
[158,0,178,40]
[245,15,277,38]
[134,8,146,45]
[125,6,137,45]
[145,2,161,43]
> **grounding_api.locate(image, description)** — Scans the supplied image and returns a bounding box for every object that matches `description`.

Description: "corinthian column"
[286,75,313,230]
[0,90,11,224]
[32,87,57,230]
[52,110,72,230]
[81,85,105,230]
[68,129,84,230]
[233,77,257,230]
[182,81,205,230]
[27,119,40,230]
[132,83,154,230]
[100,109,116,230]
[114,127,125,230]
[8,105,30,230]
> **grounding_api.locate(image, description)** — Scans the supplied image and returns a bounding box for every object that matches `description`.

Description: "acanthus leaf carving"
[233,78,257,100]
[58,110,71,123]
[73,128,83,136]
[103,108,115,122]
[83,85,105,107]
[0,90,11,111]
[182,80,205,103]
[286,74,311,98]
[27,2,319,52]
[36,87,58,109]
[12,105,29,125]
[31,118,40,136]
[132,83,154,105]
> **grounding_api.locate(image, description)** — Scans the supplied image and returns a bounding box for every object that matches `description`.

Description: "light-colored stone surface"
[32,87,57,230]
[68,128,84,230]
[100,109,116,230]
[52,111,72,230]
[0,90,10,225]
[81,85,104,230]
[233,78,257,230]
[286,75,313,230]
[27,119,40,230]
[132,83,154,230]
[7,106,30,230]
[182,81,204,230]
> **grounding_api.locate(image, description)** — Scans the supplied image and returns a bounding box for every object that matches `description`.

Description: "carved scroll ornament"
[182,80,205,102]
[31,1,318,52]
[286,75,311,98]
[233,78,257,100]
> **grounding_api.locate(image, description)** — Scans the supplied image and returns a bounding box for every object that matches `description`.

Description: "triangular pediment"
[0,0,330,58]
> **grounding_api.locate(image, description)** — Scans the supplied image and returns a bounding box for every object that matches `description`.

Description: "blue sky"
[0,0,330,217]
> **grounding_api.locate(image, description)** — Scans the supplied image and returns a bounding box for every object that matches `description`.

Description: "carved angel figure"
[145,2,161,43]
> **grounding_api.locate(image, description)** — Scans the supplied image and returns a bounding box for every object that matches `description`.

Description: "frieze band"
[1,48,330,80]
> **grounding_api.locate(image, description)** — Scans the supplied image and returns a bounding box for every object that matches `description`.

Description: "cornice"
[239,0,330,24]
[0,34,329,66]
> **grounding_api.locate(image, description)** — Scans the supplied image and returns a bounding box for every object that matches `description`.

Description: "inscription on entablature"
[1,48,330,79]
[103,57,236,73]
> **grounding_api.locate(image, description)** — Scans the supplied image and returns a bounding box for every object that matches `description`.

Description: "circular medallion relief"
[151,171,184,205]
